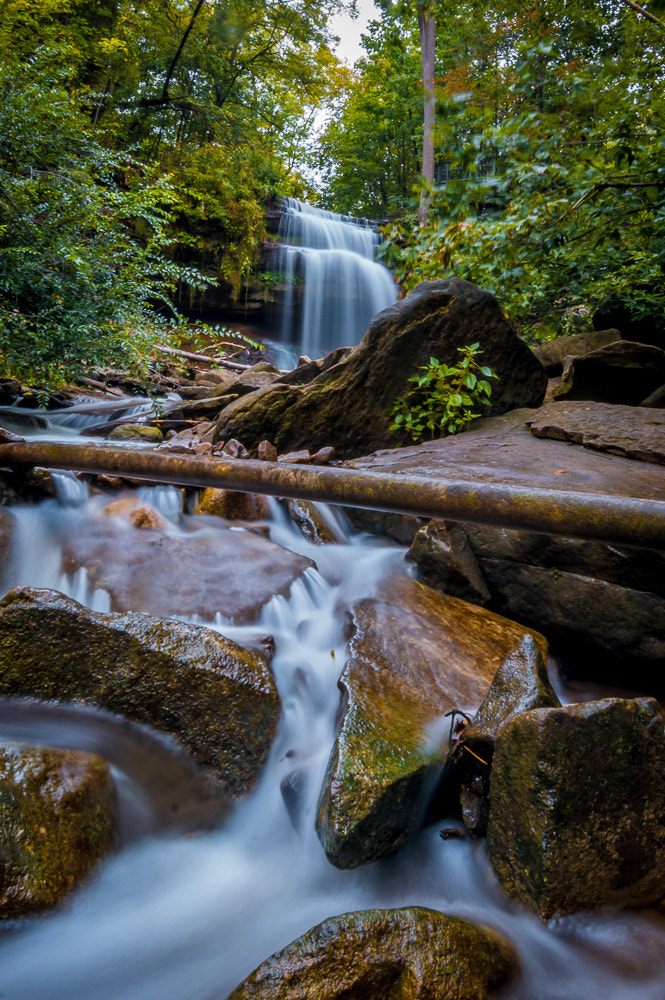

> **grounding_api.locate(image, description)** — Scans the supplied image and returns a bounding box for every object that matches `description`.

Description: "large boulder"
[0,587,280,797]
[487,698,665,919]
[406,520,490,605]
[215,279,547,459]
[0,743,115,918]
[227,907,518,1000]
[552,340,665,405]
[527,400,665,465]
[316,575,548,867]
[63,495,313,623]
[531,328,621,375]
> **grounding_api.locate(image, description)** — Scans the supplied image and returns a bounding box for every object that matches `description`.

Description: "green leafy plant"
[389,343,497,443]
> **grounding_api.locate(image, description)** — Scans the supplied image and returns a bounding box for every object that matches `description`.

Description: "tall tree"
[417,3,435,223]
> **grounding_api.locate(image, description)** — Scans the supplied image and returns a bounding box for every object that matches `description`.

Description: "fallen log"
[0,440,664,549]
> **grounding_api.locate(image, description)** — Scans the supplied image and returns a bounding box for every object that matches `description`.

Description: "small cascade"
[276,197,396,359]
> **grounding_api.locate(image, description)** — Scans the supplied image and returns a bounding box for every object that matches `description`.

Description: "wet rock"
[248,362,282,375]
[227,906,518,1000]
[63,511,313,623]
[216,279,547,458]
[196,488,270,521]
[257,440,277,462]
[100,497,166,530]
[222,438,250,459]
[531,329,621,375]
[21,466,61,498]
[181,396,229,418]
[0,509,13,564]
[641,383,665,408]
[0,587,280,796]
[316,575,548,867]
[553,340,665,405]
[0,743,115,918]
[478,559,665,682]
[277,450,311,465]
[297,355,312,367]
[278,358,324,386]
[527,400,665,465]
[0,426,24,444]
[457,634,560,837]
[487,697,665,919]
[107,424,164,443]
[407,520,490,605]
[343,509,428,545]
[311,446,335,465]
[286,499,339,544]
[178,385,213,400]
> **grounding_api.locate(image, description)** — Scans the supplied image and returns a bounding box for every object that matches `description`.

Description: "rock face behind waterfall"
[316,575,550,868]
[216,278,548,459]
[0,587,279,797]
[227,907,518,1000]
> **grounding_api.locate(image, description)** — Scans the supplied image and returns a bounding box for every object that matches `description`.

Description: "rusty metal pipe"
[0,440,664,548]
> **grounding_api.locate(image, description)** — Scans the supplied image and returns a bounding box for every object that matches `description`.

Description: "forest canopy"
[0,0,663,385]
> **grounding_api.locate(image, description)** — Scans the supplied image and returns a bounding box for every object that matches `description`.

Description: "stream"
[0,412,664,999]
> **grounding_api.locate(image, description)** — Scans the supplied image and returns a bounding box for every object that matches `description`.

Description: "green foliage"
[316,4,424,217]
[389,343,497,442]
[0,50,210,389]
[380,1,665,338]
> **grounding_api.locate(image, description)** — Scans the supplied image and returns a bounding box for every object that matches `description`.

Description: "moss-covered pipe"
[0,440,664,549]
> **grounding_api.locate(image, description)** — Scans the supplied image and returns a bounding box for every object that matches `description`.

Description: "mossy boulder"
[107,423,163,443]
[0,587,280,797]
[316,575,548,867]
[216,279,547,459]
[487,697,665,919]
[227,907,518,1000]
[0,743,115,918]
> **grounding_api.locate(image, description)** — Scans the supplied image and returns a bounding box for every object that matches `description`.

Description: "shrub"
[389,343,497,443]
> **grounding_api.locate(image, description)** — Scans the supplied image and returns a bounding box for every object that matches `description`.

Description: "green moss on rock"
[227,906,518,1000]
[0,587,280,797]
[487,697,665,919]
[0,744,115,918]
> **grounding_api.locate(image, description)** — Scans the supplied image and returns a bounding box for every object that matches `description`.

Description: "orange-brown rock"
[316,575,548,867]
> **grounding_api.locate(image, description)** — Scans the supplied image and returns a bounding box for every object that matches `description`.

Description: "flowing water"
[276,197,397,359]
[0,439,664,997]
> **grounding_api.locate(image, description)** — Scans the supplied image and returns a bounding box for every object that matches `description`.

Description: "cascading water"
[276,197,397,360]
[0,462,664,999]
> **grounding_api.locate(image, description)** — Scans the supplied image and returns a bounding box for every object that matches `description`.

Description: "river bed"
[0,427,664,999]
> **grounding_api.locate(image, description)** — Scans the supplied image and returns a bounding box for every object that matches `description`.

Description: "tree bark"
[0,440,664,548]
[417,6,436,226]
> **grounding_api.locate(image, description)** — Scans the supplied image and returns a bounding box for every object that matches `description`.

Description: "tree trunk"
[417,6,436,226]
[0,440,663,548]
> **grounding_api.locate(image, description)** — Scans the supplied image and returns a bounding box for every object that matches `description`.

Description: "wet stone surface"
[227,906,518,1000]
[0,587,280,797]
[316,574,548,867]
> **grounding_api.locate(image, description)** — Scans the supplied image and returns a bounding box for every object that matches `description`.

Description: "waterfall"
[277,197,397,359]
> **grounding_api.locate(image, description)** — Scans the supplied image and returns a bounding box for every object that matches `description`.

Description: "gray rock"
[487,698,665,919]
[0,587,280,796]
[531,329,621,375]
[552,340,665,405]
[527,400,665,465]
[407,519,490,605]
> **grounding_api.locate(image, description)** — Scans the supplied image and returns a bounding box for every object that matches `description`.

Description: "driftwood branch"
[155,344,250,371]
[0,440,663,549]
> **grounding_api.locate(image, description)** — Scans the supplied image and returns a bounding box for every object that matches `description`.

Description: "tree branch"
[618,0,664,28]
[161,0,206,101]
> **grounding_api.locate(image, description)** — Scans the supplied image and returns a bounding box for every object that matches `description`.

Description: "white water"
[0,485,664,998]
[0,394,180,442]
[277,197,397,359]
